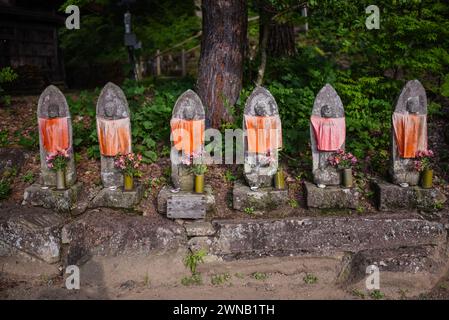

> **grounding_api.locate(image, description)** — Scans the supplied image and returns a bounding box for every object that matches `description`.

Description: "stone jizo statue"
[310,84,346,188]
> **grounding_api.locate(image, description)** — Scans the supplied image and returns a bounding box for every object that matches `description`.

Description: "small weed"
[22,171,34,184]
[224,169,236,182]
[143,273,150,287]
[211,273,231,286]
[398,288,408,299]
[303,273,318,284]
[181,273,202,286]
[369,290,385,300]
[438,282,449,290]
[244,207,255,216]
[252,272,268,281]
[351,289,365,299]
[234,272,245,279]
[0,178,11,200]
[184,249,207,274]
[356,206,365,213]
[0,129,8,147]
[289,199,298,208]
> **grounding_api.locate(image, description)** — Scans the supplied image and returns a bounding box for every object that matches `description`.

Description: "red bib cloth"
[170,119,205,156]
[244,115,283,154]
[392,112,427,158]
[97,117,132,157]
[310,115,346,152]
[38,117,70,153]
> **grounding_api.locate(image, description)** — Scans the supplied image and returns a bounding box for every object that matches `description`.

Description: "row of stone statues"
[23,79,444,215]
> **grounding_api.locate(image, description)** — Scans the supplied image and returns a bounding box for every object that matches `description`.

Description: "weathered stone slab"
[304,181,360,209]
[232,181,288,211]
[210,216,446,259]
[61,210,187,265]
[0,206,64,263]
[22,182,83,213]
[185,221,216,237]
[90,184,144,210]
[167,194,206,219]
[373,180,446,211]
[157,184,215,214]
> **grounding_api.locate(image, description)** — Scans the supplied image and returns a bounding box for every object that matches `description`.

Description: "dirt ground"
[1,249,448,300]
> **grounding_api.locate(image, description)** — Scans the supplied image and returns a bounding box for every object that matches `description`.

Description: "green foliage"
[184,249,207,274]
[252,272,268,280]
[369,289,385,300]
[22,171,35,184]
[303,273,318,284]
[211,273,231,285]
[0,67,18,106]
[181,273,202,286]
[0,130,8,147]
[244,206,255,216]
[0,178,12,200]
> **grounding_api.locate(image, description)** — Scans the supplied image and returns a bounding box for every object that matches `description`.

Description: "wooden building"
[0,0,65,89]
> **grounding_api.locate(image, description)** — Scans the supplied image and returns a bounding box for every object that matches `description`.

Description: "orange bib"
[38,117,70,153]
[245,115,282,154]
[392,113,427,158]
[170,119,205,155]
[97,117,132,156]
[310,115,346,152]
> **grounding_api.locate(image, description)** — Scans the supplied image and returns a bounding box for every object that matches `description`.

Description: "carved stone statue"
[310,84,346,188]
[37,85,76,186]
[243,87,282,190]
[390,80,428,187]
[96,82,132,188]
[170,89,205,192]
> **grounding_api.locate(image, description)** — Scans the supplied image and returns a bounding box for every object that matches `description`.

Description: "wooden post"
[156,49,161,76]
[181,49,187,77]
[302,6,308,32]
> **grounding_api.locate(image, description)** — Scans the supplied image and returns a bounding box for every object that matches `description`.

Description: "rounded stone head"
[182,101,196,120]
[254,101,269,116]
[320,105,333,118]
[104,101,116,118]
[406,96,420,114]
[48,104,60,118]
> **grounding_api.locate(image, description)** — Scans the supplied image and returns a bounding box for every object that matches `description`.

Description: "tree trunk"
[197,0,247,129]
[266,23,296,57]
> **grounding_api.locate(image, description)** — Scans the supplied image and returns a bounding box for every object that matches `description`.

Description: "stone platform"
[157,184,215,219]
[232,181,288,211]
[22,182,83,213]
[90,184,144,210]
[304,181,360,209]
[373,180,447,211]
[0,205,64,263]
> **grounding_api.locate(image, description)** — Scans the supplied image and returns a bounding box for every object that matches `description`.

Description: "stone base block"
[157,184,215,215]
[304,181,360,209]
[90,184,144,210]
[232,181,288,211]
[373,180,447,211]
[0,206,64,263]
[22,182,83,213]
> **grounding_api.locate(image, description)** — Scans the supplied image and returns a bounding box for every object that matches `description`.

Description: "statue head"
[320,104,333,118]
[104,101,116,118]
[183,101,196,120]
[48,104,60,118]
[254,101,268,116]
[406,96,420,114]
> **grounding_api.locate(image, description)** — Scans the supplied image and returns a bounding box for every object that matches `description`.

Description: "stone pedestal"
[90,184,144,210]
[157,184,215,219]
[304,181,360,209]
[0,206,63,263]
[232,181,288,211]
[373,180,447,211]
[22,182,83,213]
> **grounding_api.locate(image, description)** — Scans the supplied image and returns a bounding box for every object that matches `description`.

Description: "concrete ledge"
[90,184,144,210]
[232,181,288,211]
[304,181,360,209]
[210,216,446,260]
[61,210,187,265]
[373,180,447,211]
[0,206,64,263]
[22,182,83,213]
